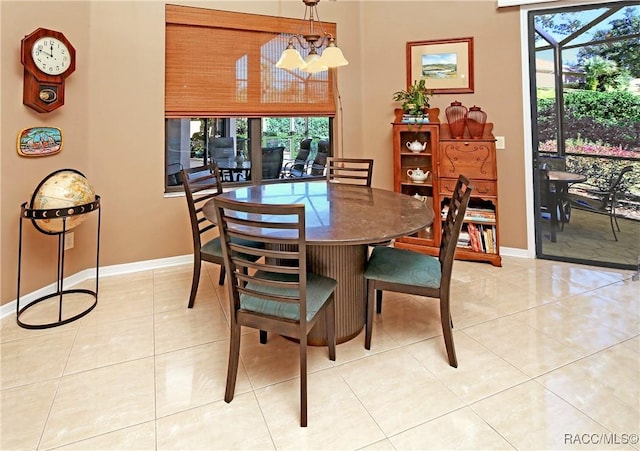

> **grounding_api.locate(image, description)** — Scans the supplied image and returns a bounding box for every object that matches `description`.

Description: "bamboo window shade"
[165,4,337,118]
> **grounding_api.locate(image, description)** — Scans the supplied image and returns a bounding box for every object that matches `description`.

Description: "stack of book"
[401,114,429,124]
[441,206,496,223]
[464,207,496,223]
[441,205,497,253]
[466,223,497,254]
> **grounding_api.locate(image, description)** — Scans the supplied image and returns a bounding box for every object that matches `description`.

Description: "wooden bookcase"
[392,109,502,267]
[392,109,440,250]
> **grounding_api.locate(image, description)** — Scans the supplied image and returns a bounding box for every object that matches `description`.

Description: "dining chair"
[326,157,374,186]
[363,174,473,367]
[568,165,633,241]
[180,163,261,308]
[213,197,337,427]
[325,157,390,250]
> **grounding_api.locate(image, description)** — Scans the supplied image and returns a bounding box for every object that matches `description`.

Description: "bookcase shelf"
[391,110,502,266]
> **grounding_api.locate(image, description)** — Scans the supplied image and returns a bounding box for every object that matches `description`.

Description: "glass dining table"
[203,181,434,345]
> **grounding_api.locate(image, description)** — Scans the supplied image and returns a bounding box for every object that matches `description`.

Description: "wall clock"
[21,28,76,113]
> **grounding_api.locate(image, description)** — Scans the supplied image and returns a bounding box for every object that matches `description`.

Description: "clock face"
[31,36,71,76]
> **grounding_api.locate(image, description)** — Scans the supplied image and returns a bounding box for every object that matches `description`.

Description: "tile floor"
[1,257,638,450]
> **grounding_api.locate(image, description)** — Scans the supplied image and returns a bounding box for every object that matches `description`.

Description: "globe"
[30,169,96,234]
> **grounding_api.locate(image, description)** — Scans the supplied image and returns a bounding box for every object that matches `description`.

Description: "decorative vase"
[466,105,487,138]
[445,101,467,139]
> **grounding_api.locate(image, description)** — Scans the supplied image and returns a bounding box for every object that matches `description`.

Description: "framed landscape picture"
[17,126,63,157]
[406,37,474,94]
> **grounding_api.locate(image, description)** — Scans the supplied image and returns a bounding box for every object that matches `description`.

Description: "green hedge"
[566,156,640,195]
[537,90,640,149]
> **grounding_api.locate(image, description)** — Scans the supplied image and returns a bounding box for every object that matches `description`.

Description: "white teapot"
[406,140,427,153]
[407,168,429,183]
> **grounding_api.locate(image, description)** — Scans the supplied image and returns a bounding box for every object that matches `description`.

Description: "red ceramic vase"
[466,106,487,138]
[445,101,467,139]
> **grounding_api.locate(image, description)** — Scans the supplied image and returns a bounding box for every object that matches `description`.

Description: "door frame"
[518,0,630,259]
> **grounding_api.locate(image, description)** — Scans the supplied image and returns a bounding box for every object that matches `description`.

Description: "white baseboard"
[2,248,533,320]
[1,254,191,320]
[500,246,532,259]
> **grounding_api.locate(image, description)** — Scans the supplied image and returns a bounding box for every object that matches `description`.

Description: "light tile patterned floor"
[1,257,638,450]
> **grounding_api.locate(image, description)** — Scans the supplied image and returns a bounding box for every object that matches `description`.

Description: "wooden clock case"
[21,28,76,113]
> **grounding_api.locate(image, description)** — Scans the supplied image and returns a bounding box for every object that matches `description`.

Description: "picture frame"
[17,126,63,157]
[406,37,474,94]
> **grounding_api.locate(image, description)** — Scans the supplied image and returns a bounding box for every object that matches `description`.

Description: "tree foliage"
[535,7,640,77]
[583,57,630,92]
[577,9,640,78]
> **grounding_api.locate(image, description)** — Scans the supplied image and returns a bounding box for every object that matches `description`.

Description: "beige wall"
[0,0,527,306]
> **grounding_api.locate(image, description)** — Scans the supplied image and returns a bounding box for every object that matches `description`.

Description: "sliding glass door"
[528,1,640,270]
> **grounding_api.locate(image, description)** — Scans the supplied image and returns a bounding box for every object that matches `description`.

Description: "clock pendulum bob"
[22,75,65,113]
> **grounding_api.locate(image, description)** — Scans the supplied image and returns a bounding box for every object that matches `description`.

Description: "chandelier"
[276,0,348,73]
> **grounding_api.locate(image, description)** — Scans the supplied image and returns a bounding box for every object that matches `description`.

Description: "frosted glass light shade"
[300,49,328,74]
[301,59,328,73]
[318,42,349,68]
[300,52,327,73]
[276,47,305,69]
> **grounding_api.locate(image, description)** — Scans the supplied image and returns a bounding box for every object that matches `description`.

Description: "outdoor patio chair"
[568,165,633,241]
[261,146,285,180]
[282,138,313,178]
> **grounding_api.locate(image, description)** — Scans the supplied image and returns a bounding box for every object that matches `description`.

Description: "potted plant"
[392,79,433,120]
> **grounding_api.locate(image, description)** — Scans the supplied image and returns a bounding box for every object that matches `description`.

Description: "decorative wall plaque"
[17,126,62,157]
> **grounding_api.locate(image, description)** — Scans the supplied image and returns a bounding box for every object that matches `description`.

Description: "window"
[166,116,331,187]
[164,4,338,191]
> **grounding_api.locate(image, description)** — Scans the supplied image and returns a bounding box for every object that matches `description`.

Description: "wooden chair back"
[180,163,226,305]
[438,175,474,288]
[181,163,224,251]
[326,158,374,186]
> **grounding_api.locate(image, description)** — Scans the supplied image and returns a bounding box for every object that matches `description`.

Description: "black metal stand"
[16,196,101,329]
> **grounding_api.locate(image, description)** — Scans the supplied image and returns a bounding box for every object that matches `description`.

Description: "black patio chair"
[568,165,633,241]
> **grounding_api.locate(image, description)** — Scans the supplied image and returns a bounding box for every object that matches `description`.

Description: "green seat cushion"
[201,236,263,261]
[201,236,224,257]
[240,272,337,322]
[365,246,441,288]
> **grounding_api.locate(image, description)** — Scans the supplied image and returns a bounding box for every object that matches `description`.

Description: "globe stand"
[16,196,101,329]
